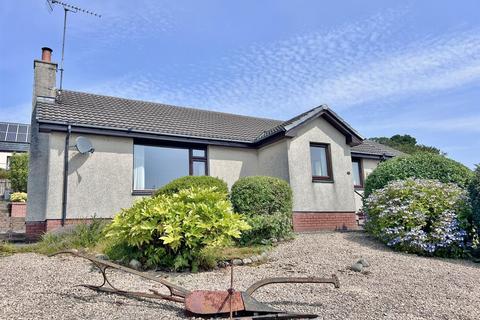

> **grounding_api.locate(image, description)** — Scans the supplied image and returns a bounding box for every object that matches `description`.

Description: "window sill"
[132,190,155,196]
[312,178,334,184]
[354,186,364,190]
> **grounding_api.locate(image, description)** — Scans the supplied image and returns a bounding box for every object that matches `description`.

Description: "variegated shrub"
[105,187,250,271]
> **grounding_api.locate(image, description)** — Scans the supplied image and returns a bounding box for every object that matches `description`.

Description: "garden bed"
[1,232,479,319]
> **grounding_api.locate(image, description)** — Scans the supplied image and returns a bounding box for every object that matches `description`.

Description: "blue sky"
[1,1,479,168]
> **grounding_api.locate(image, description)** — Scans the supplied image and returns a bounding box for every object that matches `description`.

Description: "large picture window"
[133,144,207,192]
[310,143,333,182]
[352,157,363,188]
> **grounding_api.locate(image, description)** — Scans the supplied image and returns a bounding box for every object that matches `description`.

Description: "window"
[133,144,207,192]
[352,158,363,188]
[310,143,333,182]
[191,149,207,176]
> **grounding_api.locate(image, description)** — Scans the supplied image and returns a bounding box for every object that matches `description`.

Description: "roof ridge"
[58,89,284,123]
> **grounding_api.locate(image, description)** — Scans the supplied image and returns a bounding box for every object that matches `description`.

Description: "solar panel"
[0,122,30,143]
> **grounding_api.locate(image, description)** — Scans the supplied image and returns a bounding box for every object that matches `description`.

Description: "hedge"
[230,176,293,244]
[154,176,228,197]
[8,153,29,192]
[364,153,473,197]
[469,165,480,229]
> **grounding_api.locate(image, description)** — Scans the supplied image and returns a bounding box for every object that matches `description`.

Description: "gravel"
[1,232,479,319]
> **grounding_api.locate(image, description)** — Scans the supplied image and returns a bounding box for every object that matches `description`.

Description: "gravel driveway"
[1,232,479,320]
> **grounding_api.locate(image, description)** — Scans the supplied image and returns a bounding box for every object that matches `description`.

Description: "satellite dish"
[75,136,94,154]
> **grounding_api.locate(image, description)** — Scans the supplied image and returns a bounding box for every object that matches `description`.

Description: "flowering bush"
[364,178,475,257]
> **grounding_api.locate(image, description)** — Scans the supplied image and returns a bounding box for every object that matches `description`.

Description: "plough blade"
[50,250,340,319]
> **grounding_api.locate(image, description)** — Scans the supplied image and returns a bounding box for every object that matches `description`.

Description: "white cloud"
[82,7,480,122]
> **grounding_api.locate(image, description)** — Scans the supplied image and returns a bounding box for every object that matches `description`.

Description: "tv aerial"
[46,0,101,90]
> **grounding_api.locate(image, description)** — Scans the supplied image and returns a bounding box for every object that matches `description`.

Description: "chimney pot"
[41,47,53,62]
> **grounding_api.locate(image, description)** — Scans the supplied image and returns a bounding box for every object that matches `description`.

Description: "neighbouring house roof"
[0,122,30,153]
[35,90,364,146]
[351,139,404,158]
[0,141,30,153]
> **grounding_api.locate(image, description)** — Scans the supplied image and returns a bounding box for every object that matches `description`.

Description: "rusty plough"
[51,250,340,319]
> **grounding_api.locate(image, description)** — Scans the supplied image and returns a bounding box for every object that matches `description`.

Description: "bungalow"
[26,47,402,239]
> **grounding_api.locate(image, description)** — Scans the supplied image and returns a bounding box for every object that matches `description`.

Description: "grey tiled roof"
[35,90,391,156]
[37,90,283,143]
[351,139,403,157]
[0,141,29,152]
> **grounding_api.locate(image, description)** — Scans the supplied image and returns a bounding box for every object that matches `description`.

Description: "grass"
[212,245,269,260]
[198,244,270,270]
[0,218,108,256]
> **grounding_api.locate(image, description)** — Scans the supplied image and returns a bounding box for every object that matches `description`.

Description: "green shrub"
[154,176,228,197]
[10,192,27,202]
[469,165,480,230]
[365,178,475,258]
[230,176,293,244]
[0,168,8,180]
[8,153,29,192]
[105,187,250,271]
[364,153,474,197]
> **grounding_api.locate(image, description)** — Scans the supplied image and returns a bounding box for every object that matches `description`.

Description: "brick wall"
[293,211,357,232]
[26,218,111,241]
[0,202,25,233]
[25,221,46,241]
[10,203,27,217]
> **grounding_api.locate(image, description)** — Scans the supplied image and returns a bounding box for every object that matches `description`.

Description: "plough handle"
[49,250,190,297]
[245,275,340,295]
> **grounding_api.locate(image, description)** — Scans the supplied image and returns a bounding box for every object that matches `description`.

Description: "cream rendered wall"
[0,152,12,169]
[354,158,380,212]
[208,146,259,188]
[287,117,356,212]
[258,140,290,182]
[44,132,141,220]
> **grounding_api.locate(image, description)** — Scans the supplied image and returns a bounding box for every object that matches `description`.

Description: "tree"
[370,134,443,155]
[8,153,29,192]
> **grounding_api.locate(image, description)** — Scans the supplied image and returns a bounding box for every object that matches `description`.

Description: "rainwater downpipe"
[61,124,72,226]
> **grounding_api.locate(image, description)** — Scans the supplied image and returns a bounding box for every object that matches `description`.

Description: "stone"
[232,259,243,266]
[357,258,370,267]
[242,258,252,265]
[250,255,259,263]
[351,262,363,272]
[89,264,102,273]
[129,259,142,270]
[95,254,109,261]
